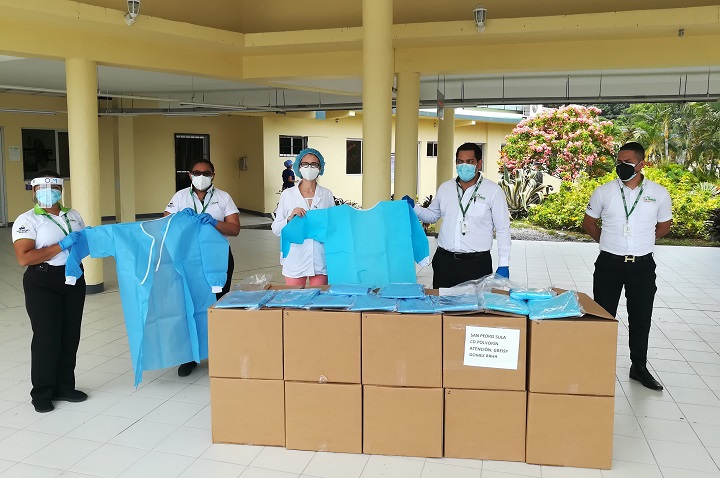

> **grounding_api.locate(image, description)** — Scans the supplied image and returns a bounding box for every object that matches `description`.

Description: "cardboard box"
[443,314,526,391]
[363,385,443,458]
[285,382,362,453]
[526,392,614,469]
[362,313,442,387]
[528,291,618,396]
[208,308,283,379]
[210,378,285,446]
[444,389,526,462]
[284,310,361,383]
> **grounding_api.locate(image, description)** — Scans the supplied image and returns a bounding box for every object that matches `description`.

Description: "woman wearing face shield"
[12,171,87,413]
[271,148,334,286]
[164,159,240,376]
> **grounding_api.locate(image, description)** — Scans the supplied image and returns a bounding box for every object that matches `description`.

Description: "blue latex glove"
[180,207,196,216]
[496,266,510,279]
[197,213,218,227]
[58,231,82,251]
[401,195,415,208]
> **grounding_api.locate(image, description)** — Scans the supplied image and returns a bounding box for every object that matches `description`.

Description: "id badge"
[623,223,631,236]
[461,221,469,235]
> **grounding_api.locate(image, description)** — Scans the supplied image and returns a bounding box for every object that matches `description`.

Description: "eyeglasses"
[299,162,320,169]
[190,170,213,177]
[455,159,478,165]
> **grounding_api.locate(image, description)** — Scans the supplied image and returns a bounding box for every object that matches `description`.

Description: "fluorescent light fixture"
[163,112,220,117]
[0,108,57,115]
[179,102,246,111]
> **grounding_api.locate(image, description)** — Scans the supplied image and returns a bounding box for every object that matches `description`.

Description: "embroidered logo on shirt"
[586,203,593,211]
[643,196,656,203]
[167,201,174,208]
[16,225,29,234]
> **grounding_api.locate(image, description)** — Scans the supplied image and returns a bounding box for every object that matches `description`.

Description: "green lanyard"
[619,180,644,223]
[191,188,214,214]
[42,212,72,236]
[456,178,483,222]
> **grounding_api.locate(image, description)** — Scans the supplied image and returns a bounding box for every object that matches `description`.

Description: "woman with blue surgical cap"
[12,170,87,413]
[272,148,334,286]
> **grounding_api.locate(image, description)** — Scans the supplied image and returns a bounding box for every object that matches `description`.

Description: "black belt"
[600,251,653,263]
[27,263,65,272]
[436,247,490,260]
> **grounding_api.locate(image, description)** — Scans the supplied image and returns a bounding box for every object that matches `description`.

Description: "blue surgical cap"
[294,148,325,179]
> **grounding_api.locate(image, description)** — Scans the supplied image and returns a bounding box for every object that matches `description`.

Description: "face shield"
[31,177,63,208]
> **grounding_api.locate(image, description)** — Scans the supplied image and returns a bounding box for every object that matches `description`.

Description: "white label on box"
[463,326,520,370]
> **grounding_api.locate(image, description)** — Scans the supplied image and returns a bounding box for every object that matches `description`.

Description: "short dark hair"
[619,142,645,162]
[456,143,482,162]
[189,159,215,173]
[34,170,61,180]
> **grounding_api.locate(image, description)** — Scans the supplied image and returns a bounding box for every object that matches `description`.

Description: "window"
[346,139,363,175]
[426,141,438,157]
[175,133,210,191]
[475,143,485,162]
[21,129,70,179]
[279,135,307,156]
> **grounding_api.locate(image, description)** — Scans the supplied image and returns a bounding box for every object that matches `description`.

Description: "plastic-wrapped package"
[481,292,529,316]
[434,294,480,312]
[232,274,273,291]
[478,273,523,294]
[509,287,557,301]
[304,292,355,310]
[527,291,585,320]
[265,289,320,308]
[377,283,426,299]
[396,296,438,314]
[213,289,276,309]
[326,284,373,296]
[348,294,397,312]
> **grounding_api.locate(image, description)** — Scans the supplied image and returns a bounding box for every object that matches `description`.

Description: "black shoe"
[53,390,88,403]
[630,364,664,391]
[178,362,198,377]
[32,398,54,413]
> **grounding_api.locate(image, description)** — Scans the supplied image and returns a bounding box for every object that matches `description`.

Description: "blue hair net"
[293,148,325,179]
[283,159,293,168]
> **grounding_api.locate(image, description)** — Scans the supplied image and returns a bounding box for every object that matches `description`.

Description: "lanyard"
[191,188,214,214]
[42,212,72,236]
[619,180,644,222]
[456,178,482,222]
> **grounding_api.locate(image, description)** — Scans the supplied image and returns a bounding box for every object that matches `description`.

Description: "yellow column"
[65,58,103,293]
[436,108,456,186]
[113,116,136,223]
[393,72,420,201]
[361,0,394,208]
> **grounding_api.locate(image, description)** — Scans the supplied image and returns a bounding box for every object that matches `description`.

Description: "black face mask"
[615,162,637,182]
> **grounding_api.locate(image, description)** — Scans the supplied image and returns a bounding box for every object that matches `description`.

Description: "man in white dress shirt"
[406,143,512,288]
[583,142,672,391]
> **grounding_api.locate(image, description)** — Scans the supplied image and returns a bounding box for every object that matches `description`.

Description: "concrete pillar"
[65,58,103,293]
[113,116,136,223]
[436,108,456,186]
[393,72,420,200]
[361,0,394,208]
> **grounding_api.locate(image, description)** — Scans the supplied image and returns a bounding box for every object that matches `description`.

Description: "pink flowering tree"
[499,105,618,181]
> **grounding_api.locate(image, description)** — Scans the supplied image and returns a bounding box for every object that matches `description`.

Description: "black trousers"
[593,253,657,366]
[23,264,86,401]
[216,249,235,301]
[431,248,492,289]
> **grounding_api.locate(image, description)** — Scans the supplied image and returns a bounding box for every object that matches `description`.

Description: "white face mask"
[299,167,320,181]
[191,175,213,191]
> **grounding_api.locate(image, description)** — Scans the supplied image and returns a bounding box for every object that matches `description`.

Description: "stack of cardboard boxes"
[208,288,618,469]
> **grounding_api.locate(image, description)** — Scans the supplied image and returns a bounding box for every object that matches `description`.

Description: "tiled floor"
[0,217,719,478]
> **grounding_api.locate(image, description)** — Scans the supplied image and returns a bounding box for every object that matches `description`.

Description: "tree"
[500,105,617,181]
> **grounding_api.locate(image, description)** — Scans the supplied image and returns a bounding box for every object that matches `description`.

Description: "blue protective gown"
[65,211,229,385]
[280,201,430,288]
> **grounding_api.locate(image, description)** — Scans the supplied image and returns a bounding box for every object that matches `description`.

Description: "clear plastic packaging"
[527,291,585,320]
[213,289,276,309]
[326,284,373,296]
[232,274,273,291]
[477,273,523,294]
[434,294,481,312]
[377,283,426,299]
[480,291,529,316]
[509,287,557,301]
[265,289,320,308]
[304,292,355,310]
[348,294,397,312]
[396,296,438,314]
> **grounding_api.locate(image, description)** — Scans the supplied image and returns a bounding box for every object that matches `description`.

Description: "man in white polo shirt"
[583,142,672,391]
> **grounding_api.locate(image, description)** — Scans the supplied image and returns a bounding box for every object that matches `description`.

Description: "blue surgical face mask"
[456,163,478,182]
[36,189,62,207]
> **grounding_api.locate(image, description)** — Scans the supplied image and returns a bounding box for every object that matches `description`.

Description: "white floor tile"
[692,422,720,448]
[132,380,189,400]
[68,443,147,478]
[660,467,720,478]
[170,384,210,405]
[540,466,603,477]
[183,405,210,430]
[302,452,369,478]
[679,403,720,426]
[0,460,13,474]
[54,391,125,415]
[611,436,656,465]
[200,444,264,466]
[0,403,44,429]
[66,414,136,443]
[420,462,481,478]
[142,401,204,426]
[0,463,62,478]
[656,372,709,389]
[600,460,662,478]
[242,468,299,478]
[153,426,212,457]
[23,436,101,470]
[117,450,194,478]
[482,461,541,477]
[103,395,165,420]
[0,430,58,462]
[647,440,719,472]
[109,420,177,450]
[359,456,424,478]
[178,458,246,478]
[638,416,702,444]
[629,398,685,421]
[0,427,15,442]
[613,414,643,438]
[668,387,720,406]
[424,458,483,469]
[26,409,95,436]
[251,447,314,474]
